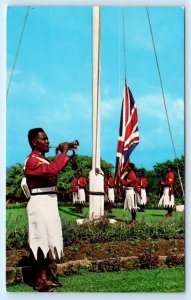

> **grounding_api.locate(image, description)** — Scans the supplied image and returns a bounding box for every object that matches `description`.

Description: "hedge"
[6,217,184,250]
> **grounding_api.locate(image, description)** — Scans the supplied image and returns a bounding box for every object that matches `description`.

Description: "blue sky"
[6,6,184,170]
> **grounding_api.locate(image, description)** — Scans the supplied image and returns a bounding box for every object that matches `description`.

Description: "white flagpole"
[89,6,104,219]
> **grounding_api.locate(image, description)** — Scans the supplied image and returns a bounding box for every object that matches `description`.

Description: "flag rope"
[7,6,31,98]
[146,7,184,197]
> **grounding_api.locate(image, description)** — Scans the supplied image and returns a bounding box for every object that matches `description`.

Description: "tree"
[145,156,184,206]
[6,155,184,204]
[57,155,114,202]
[6,164,25,202]
[6,155,114,202]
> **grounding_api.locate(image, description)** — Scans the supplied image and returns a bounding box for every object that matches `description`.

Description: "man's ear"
[31,138,37,148]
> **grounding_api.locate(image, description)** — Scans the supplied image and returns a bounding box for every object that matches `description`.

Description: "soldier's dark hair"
[129,163,135,169]
[167,165,174,170]
[28,128,44,149]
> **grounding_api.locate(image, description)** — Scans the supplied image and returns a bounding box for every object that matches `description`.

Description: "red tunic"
[138,176,148,188]
[162,171,175,186]
[120,170,140,193]
[104,176,115,194]
[72,177,78,192]
[77,177,87,188]
[120,170,137,188]
[24,150,70,189]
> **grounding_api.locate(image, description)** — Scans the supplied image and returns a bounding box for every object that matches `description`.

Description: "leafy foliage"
[59,219,184,245]
[6,218,28,249]
[6,155,114,202]
[57,154,114,193]
[144,156,185,206]
[90,257,121,272]
[6,164,25,201]
[6,217,184,250]
[138,251,159,269]
[166,254,184,268]
[6,155,184,205]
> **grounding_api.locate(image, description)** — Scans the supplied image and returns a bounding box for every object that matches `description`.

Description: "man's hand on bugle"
[56,142,69,154]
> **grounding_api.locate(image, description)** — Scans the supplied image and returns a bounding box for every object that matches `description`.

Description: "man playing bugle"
[21,127,77,292]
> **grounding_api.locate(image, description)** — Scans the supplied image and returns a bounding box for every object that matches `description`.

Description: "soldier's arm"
[25,153,70,177]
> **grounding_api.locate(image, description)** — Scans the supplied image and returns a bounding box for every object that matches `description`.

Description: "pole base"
[89,170,104,219]
[76,217,117,225]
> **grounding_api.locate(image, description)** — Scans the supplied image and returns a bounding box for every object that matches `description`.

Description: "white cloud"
[29,75,47,95]
[170,98,184,121]
[137,94,180,121]
[7,68,21,80]
[7,71,49,97]
[101,98,119,119]
[7,70,184,169]
[100,92,184,163]
[100,92,184,125]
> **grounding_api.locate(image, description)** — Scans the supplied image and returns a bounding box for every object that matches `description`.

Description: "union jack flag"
[115,82,140,179]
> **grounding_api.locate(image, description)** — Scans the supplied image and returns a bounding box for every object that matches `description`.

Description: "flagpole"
[89,6,104,220]
[122,8,127,84]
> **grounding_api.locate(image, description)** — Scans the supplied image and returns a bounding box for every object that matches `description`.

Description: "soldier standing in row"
[72,170,87,213]
[71,174,78,204]
[136,170,148,212]
[104,171,115,213]
[158,165,175,217]
[119,163,139,223]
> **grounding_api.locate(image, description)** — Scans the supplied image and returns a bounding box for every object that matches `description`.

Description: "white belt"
[31,186,58,194]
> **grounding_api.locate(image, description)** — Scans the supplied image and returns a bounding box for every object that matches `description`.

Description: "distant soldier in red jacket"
[136,170,148,212]
[71,174,78,204]
[73,170,87,213]
[22,128,71,292]
[119,163,139,223]
[104,171,115,213]
[158,165,175,217]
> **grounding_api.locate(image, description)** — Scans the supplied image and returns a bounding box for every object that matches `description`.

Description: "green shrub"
[6,224,28,249]
[175,198,185,206]
[63,219,184,246]
[6,202,27,209]
[62,263,80,276]
[68,246,80,252]
[138,251,159,269]
[6,218,184,250]
[90,257,121,272]
[166,254,184,268]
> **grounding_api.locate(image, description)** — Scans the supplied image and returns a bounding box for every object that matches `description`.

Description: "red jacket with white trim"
[24,150,70,189]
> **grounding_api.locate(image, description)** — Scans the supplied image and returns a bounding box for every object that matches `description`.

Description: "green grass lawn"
[6,204,184,227]
[7,266,184,292]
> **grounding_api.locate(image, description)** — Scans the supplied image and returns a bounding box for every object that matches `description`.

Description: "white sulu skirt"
[136,188,147,205]
[124,188,138,212]
[108,188,115,203]
[158,187,175,208]
[26,193,63,260]
[78,188,86,203]
[72,192,78,204]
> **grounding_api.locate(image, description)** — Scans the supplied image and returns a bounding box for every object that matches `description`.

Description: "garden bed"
[6,209,185,285]
[7,238,184,268]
